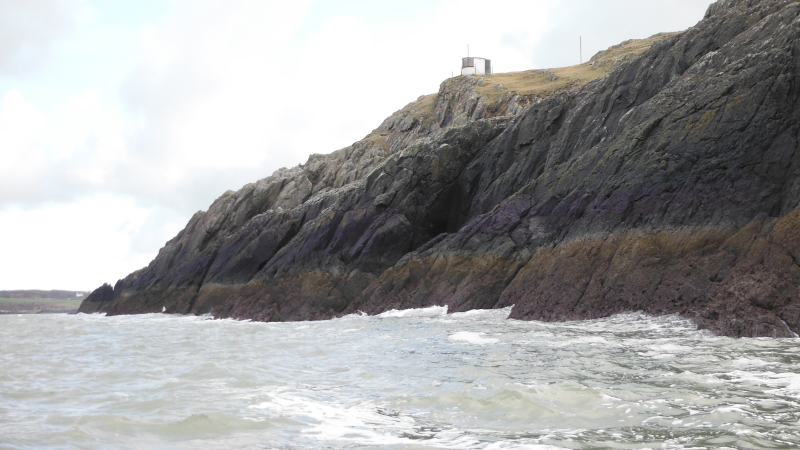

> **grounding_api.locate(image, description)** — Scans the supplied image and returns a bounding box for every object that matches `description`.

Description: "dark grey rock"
[83,0,800,337]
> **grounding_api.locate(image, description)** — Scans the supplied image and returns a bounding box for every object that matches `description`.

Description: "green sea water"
[1,308,799,449]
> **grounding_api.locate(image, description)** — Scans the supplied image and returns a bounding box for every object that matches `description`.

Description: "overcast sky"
[0,0,716,291]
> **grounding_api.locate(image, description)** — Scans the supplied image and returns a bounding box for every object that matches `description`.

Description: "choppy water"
[1,308,800,449]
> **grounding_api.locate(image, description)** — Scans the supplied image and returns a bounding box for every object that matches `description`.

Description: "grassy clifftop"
[473,33,677,102]
[364,33,677,143]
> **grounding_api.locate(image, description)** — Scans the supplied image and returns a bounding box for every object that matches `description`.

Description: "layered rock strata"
[81,0,800,337]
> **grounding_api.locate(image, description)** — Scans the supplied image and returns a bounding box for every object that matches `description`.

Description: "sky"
[0,0,716,291]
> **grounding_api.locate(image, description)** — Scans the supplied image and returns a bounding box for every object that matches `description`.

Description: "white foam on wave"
[719,370,800,399]
[250,395,412,444]
[765,373,800,398]
[637,342,694,359]
[647,343,693,353]
[248,392,482,448]
[449,306,513,319]
[484,442,565,450]
[74,311,108,319]
[376,305,448,318]
[732,357,771,368]
[561,312,701,335]
[544,335,612,348]
[449,331,500,345]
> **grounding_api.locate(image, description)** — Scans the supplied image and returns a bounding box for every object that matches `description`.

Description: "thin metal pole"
[580,36,582,64]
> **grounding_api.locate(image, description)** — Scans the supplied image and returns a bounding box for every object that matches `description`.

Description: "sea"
[1,307,799,449]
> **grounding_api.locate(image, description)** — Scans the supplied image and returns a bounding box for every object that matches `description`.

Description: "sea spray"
[1,310,799,448]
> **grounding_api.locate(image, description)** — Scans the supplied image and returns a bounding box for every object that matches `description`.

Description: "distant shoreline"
[0,296,83,315]
[0,289,88,299]
[0,309,79,315]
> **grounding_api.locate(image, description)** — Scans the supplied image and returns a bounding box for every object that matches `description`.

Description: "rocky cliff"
[81,0,800,337]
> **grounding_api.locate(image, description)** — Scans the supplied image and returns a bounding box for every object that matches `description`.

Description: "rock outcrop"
[81,0,800,337]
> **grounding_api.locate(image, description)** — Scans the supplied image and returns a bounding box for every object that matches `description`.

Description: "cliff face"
[81,0,800,337]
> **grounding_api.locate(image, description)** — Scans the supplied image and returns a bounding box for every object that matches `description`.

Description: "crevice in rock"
[493,258,528,310]
[248,219,305,284]
[186,250,219,314]
[788,249,800,270]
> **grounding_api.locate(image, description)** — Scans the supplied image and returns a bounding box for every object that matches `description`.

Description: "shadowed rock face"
[82,0,800,337]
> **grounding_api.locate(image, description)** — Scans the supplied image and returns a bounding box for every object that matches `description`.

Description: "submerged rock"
[81,0,800,337]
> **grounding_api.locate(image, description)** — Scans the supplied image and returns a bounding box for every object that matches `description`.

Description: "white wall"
[476,58,486,75]
[461,58,486,75]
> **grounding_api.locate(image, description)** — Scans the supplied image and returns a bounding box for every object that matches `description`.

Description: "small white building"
[461,57,491,75]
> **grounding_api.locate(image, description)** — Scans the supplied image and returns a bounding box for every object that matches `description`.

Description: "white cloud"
[0,195,171,290]
[115,0,318,206]
[0,90,47,169]
[530,0,713,68]
[115,0,555,200]
[0,89,128,206]
[0,0,94,75]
